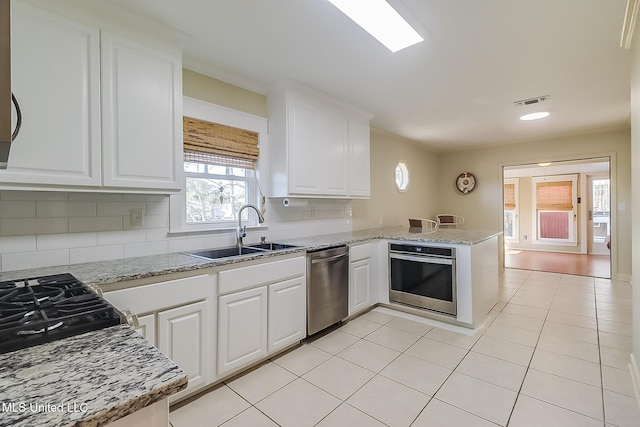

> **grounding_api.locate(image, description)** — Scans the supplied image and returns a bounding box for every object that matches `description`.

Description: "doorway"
[502,157,611,278]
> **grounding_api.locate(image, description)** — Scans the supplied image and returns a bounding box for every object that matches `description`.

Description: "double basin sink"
[185,242,299,261]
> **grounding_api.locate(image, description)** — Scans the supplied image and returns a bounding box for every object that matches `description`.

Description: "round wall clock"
[456,172,476,193]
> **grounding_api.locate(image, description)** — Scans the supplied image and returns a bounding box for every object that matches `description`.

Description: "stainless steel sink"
[187,246,266,260]
[185,242,298,260]
[248,242,299,250]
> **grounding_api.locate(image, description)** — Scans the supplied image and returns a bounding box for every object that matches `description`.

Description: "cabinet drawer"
[218,256,305,295]
[350,243,372,262]
[104,274,210,314]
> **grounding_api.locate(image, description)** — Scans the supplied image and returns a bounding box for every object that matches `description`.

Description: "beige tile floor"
[169,269,640,427]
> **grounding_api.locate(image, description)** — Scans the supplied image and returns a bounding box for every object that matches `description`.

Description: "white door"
[218,287,268,375]
[4,4,101,187]
[587,175,611,256]
[101,32,181,190]
[268,277,306,352]
[321,111,348,195]
[158,301,208,398]
[288,100,322,195]
[348,119,371,197]
[349,259,371,315]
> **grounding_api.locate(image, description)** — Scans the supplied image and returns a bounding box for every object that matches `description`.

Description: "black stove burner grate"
[0,273,122,354]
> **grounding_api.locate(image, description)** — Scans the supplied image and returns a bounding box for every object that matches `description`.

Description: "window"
[395,161,409,192]
[503,178,519,241]
[532,175,578,244]
[170,99,267,232]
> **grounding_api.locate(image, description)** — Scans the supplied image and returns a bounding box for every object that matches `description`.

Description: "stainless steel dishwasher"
[307,245,349,336]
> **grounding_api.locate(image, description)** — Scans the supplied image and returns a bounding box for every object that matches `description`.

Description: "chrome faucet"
[236,204,265,248]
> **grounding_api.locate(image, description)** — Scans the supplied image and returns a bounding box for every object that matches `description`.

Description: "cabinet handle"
[123,309,140,328]
[11,93,22,141]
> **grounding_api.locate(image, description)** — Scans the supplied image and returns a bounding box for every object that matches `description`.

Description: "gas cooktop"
[0,273,122,354]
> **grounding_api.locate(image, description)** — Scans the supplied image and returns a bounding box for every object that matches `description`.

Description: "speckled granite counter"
[0,325,187,427]
[0,226,500,286]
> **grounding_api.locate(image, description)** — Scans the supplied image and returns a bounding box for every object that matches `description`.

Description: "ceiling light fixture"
[520,112,550,121]
[326,0,424,53]
[537,162,552,167]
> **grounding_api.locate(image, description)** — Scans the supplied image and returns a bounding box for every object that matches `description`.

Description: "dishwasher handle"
[310,252,348,264]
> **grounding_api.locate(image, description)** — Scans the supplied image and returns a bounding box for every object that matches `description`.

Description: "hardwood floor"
[505,249,611,278]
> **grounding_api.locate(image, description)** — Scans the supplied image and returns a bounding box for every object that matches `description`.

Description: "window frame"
[503,178,519,243]
[170,97,268,233]
[531,174,578,246]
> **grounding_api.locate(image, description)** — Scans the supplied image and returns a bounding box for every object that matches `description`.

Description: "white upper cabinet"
[268,86,371,198]
[101,32,182,190]
[3,2,181,193]
[4,3,101,187]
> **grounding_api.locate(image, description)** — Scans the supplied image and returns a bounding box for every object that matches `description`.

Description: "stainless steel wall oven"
[389,243,457,316]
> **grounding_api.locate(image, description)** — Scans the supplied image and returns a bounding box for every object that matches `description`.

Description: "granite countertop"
[0,325,187,427]
[0,226,501,286]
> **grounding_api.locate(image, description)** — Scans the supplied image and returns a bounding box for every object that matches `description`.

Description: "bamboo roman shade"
[536,181,573,210]
[183,117,259,169]
[504,183,516,210]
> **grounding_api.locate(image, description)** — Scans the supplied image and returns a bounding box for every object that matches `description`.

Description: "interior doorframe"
[499,151,616,279]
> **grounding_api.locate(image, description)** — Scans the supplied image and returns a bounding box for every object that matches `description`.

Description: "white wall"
[630,21,640,394]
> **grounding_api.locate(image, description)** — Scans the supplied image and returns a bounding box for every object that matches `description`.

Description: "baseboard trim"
[629,353,640,411]
[617,273,632,283]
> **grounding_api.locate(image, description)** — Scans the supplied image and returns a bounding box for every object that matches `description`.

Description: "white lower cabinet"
[217,287,268,376]
[102,274,214,402]
[268,276,306,353]
[158,301,208,395]
[216,255,306,378]
[349,243,377,315]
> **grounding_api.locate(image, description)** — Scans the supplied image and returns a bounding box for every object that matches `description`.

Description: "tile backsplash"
[0,191,352,272]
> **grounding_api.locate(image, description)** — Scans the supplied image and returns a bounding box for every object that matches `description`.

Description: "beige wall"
[436,128,632,279]
[352,131,440,230]
[183,69,267,117]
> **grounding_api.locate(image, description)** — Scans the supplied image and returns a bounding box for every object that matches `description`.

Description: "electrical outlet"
[131,208,144,226]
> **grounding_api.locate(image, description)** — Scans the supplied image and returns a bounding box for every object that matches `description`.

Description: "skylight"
[326,0,424,53]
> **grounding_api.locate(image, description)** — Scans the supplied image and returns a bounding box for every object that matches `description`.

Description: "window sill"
[168,224,269,236]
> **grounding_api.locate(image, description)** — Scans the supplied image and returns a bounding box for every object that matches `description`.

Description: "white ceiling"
[110,0,631,152]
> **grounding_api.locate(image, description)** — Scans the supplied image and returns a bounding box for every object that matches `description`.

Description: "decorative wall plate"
[456,172,476,193]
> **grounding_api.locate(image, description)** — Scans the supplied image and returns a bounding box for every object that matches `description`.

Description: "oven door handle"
[389,253,454,265]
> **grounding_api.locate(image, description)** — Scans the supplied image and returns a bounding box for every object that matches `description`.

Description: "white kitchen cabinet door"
[3,4,101,187]
[218,286,268,376]
[268,276,306,353]
[349,258,373,315]
[133,313,156,347]
[101,32,181,191]
[348,119,371,197]
[322,111,349,195]
[287,100,322,195]
[157,301,208,400]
